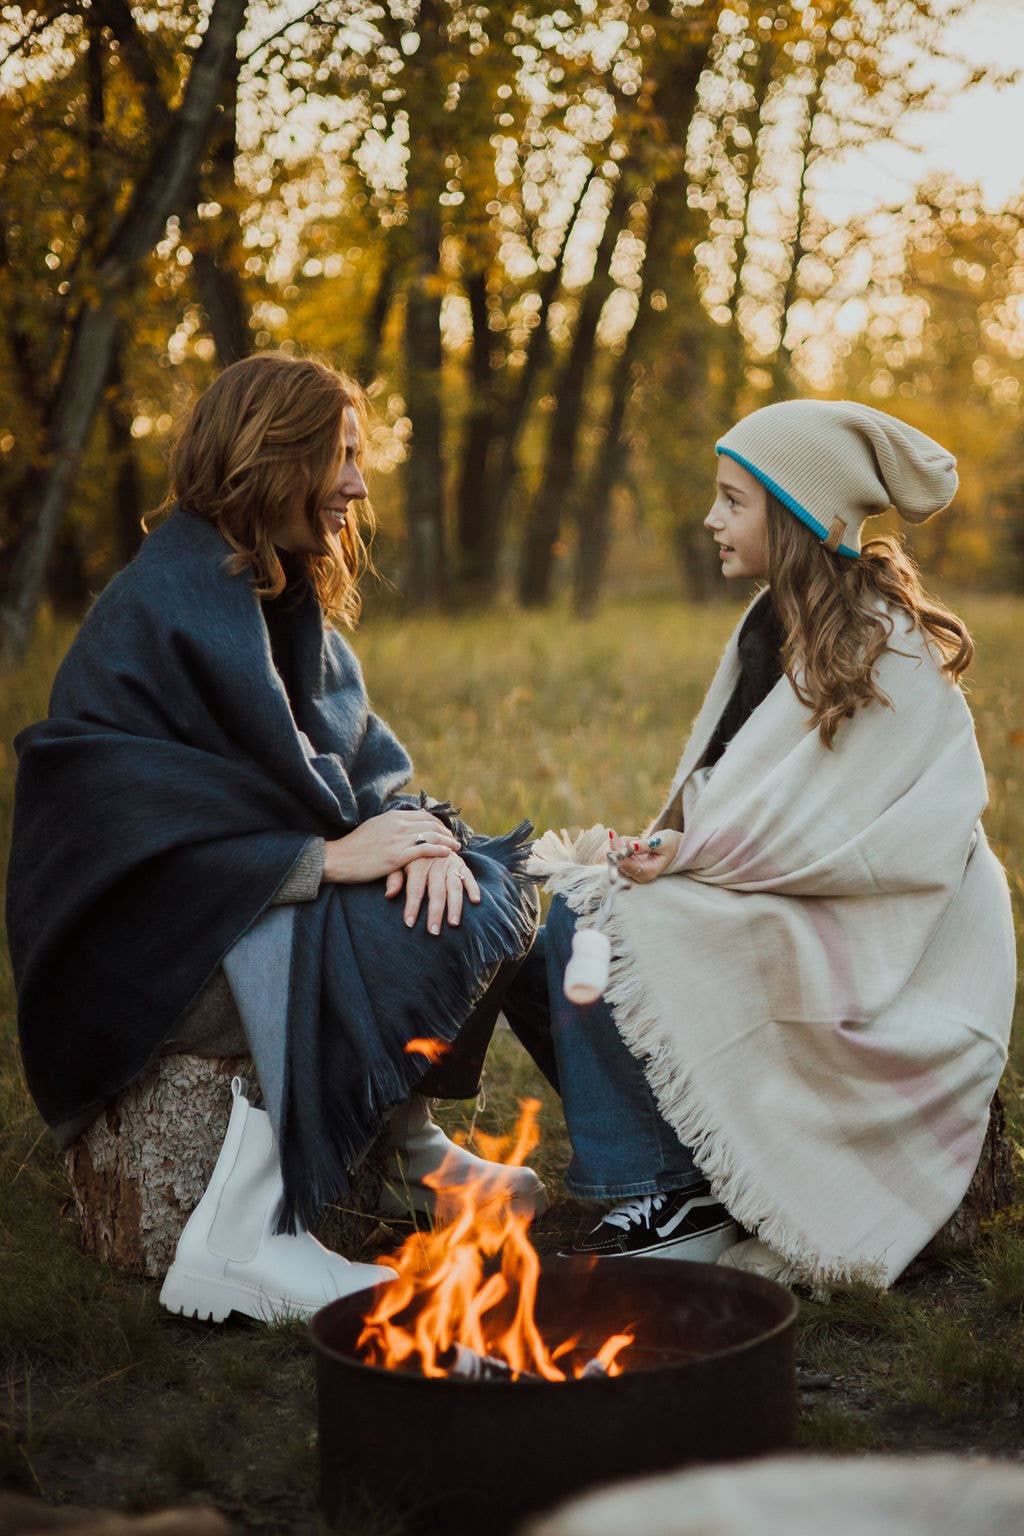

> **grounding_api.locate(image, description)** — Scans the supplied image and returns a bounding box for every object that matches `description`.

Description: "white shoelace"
[603,1193,668,1231]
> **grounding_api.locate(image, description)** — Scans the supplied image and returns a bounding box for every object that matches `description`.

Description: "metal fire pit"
[310,1256,798,1536]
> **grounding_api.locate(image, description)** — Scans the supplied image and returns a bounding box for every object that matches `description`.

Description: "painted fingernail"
[405,916,414,927]
[633,840,641,853]
[430,923,440,935]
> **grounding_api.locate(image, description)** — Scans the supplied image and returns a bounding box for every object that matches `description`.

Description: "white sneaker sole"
[566,1221,740,1264]
[637,1220,740,1262]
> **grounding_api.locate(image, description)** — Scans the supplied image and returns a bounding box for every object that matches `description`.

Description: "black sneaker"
[562,1182,738,1261]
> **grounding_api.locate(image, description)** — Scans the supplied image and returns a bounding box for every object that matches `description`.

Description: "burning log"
[438,1343,533,1381]
[357,1098,635,1383]
[433,1338,637,1383]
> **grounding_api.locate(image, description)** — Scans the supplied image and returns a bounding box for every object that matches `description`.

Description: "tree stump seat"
[64,1054,391,1279]
[64,1056,1018,1282]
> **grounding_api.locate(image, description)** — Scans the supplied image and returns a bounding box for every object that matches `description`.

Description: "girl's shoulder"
[871,598,968,720]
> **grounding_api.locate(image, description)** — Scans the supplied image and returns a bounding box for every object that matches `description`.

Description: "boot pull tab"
[231,1075,248,1100]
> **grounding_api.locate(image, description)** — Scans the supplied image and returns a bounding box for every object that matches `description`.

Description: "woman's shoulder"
[82,509,250,634]
[49,510,258,713]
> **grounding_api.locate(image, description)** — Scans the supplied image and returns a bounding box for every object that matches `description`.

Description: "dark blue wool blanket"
[7,508,535,1229]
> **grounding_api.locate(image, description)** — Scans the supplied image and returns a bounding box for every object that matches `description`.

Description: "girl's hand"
[613,830,683,884]
[385,853,482,933]
[323,810,461,884]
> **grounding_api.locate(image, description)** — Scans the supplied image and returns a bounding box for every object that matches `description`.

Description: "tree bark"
[107,332,145,568]
[920,1091,1018,1263]
[455,269,500,594]
[65,1054,391,1279]
[188,51,250,368]
[717,37,776,427]
[518,173,632,607]
[770,54,827,399]
[359,240,398,383]
[401,0,447,608]
[0,0,249,670]
[483,164,598,553]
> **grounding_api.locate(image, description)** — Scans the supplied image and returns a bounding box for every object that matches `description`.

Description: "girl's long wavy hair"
[152,352,374,628]
[765,493,973,748]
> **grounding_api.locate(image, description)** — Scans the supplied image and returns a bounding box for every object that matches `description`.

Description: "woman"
[523,398,1016,1289]
[7,352,544,1323]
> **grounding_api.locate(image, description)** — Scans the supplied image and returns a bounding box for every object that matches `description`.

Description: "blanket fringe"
[530,828,889,1292]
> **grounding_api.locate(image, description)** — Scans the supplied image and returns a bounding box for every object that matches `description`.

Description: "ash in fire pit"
[310,1102,798,1536]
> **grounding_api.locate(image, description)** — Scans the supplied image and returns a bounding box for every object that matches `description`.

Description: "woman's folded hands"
[322,808,461,884]
[385,854,481,934]
[321,808,481,934]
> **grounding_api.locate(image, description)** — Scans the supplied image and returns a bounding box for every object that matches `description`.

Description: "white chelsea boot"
[379,1094,549,1221]
[160,1077,394,1323]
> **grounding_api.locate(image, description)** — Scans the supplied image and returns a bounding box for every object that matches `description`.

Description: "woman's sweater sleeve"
[269,836,325,904]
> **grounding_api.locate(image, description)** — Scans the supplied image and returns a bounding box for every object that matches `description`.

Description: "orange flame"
[403,1037,453,1063]
[359,1099,634,1382]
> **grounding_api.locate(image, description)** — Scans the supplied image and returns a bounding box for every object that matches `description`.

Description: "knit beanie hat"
[716,400,958,558]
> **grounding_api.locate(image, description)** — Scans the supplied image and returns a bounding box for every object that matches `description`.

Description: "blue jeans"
[502,895,703,1200]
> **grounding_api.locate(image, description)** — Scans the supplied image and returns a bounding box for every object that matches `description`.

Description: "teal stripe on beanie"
[717,446,860,559]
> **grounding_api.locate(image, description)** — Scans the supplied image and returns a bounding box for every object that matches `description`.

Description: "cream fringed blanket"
[529,597,1016,1287]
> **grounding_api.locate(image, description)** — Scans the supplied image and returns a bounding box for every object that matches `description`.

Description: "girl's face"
[704,457,769,580]
[272,405,368,553]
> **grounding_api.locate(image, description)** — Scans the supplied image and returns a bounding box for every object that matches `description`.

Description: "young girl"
[524,399,1017,1288]
[7,352,544,1323]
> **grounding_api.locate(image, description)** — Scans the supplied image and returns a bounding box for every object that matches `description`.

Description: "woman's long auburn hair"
[152,352,375,628]
[765,493,973,748]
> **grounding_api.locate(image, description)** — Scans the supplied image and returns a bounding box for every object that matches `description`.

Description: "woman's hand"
[613,830,683,884]
[385,853,482,933]
[323,809,461,884]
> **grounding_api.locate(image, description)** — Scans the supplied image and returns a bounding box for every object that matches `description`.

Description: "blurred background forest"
[1,0,1023,666]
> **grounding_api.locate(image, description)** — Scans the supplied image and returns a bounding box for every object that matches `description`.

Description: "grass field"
[2,590,1023,1529]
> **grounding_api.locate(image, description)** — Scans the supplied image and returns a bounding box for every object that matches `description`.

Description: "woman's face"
[703,456,769,581]
[272,405,368,553]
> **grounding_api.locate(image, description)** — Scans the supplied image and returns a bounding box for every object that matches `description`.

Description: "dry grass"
[2,588,1023,1526]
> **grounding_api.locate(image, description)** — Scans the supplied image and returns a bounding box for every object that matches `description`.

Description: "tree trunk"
[717,38,776,427]
[403,222,446,606]
[674,519,726,601]
[359,241,397,383]
[107,333,145,568]
[65,1054,391,1279]
[192,248,250,368]
[518,173,632,608]
[483,164,598,551]
[0,0,248,670]
[401,0,447,608]
[770,54,826,399]
[455,269,500,595]
[920,1091,1018,1263]
[188,52,249,368]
